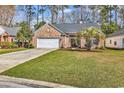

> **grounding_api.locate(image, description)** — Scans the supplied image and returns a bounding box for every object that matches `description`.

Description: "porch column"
[80,37,86,48]
[98,39,105,48]
[64,36,70,48]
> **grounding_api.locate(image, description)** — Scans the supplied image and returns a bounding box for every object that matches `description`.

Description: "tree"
[66,10,80,23]
[49,5,59,23]
[88,5,97,23]
[100,6,109,34]
[36,5,40,25]
[99,5,119,35]
[113,5,119,25]
[40,5,47,22]
[36,5,47,25]
[119,5,124,28]
[73,5,84,23]
[80,27,105,50]
[16,21,32,47]
[59,5,68,24]
[34,21,46,30]
[0,5,15,26]
[25,5,35,29]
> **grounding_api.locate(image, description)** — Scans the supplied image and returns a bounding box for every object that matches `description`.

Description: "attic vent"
[47,28,50,32]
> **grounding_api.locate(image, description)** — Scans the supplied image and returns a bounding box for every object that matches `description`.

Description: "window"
[110,40,112,44]
[123,38,124,44]
[114,41,117,46]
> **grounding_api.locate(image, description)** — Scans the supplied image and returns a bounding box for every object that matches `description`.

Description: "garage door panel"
[37,39,59,48]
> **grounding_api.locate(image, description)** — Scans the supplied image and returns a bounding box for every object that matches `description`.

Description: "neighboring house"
[106,29,124,49]
[33,23,101,48]
[0,26,19,42]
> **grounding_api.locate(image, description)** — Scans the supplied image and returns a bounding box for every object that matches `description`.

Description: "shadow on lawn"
[61,48,104,53]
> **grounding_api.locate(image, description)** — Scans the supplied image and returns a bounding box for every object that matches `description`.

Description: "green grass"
[0,48,28,54]
[1,49,124,87]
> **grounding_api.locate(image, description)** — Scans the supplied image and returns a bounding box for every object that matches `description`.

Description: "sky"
[13,5,122,28]
[13,5,75,24]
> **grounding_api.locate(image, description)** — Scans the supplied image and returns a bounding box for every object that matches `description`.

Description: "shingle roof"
[107,29,124,37]
[0,26,20,36]
[52,23,100,33]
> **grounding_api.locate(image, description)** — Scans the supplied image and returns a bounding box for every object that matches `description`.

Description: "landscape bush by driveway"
[2,49,124,87]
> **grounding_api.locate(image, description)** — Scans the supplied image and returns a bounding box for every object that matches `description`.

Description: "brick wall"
[33,24,70,48]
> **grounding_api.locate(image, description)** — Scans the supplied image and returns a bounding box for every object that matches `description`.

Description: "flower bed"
[0,42,18,49]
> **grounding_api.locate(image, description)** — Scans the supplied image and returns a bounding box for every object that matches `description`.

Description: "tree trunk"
[109,5,112,32]
[41,6,44,22]
[28,5,32,29]
[25,6,29,27]
[62,6,64,24]
[110,6,112,25]
[115,7,117,25]
[51,6,54,23]
[123,10,124,28]
[80,5,83,21]
[8,15,14,26]
[37,5,39,25]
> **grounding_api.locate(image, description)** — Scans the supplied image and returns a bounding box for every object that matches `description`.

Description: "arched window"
[123,38,124,44]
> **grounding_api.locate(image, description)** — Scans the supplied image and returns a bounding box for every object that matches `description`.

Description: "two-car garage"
[34,23,69,49]
[37,38,59,48]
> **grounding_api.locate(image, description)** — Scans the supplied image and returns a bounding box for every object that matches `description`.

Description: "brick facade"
[33,23,99,49]
[33,24,70,48]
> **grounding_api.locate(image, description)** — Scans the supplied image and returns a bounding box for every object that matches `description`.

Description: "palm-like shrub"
[80,26,105,50]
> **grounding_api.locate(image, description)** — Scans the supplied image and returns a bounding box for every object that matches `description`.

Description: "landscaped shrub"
[0,42,18,49]
[24,43,34,48]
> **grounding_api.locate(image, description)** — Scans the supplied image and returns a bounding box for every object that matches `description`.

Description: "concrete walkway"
[0,75,74,88]
[0,48,57,73]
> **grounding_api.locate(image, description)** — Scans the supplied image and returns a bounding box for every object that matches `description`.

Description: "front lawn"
[0,48,28,55]
[1,49,124,87]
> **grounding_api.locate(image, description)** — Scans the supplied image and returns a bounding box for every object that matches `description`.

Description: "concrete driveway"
[0,48,57,73]
[0,48,75,88]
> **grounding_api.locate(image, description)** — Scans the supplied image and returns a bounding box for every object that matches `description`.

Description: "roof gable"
[34,23,66,35]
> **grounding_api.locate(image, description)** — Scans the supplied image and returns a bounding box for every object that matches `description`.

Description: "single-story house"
[33,23,101,48]
[105,29,124,49]
[0,25,19,42]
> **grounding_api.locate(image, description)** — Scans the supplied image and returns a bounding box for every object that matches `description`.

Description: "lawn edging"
[0,75,75,88]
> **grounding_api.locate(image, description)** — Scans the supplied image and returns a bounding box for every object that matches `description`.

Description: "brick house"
[0,25,19,42]
[33,23,101,48]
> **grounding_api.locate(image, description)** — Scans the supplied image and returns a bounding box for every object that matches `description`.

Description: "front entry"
[70,38,80,48]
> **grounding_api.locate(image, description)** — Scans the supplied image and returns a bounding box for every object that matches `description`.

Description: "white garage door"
[37,38,59,48]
